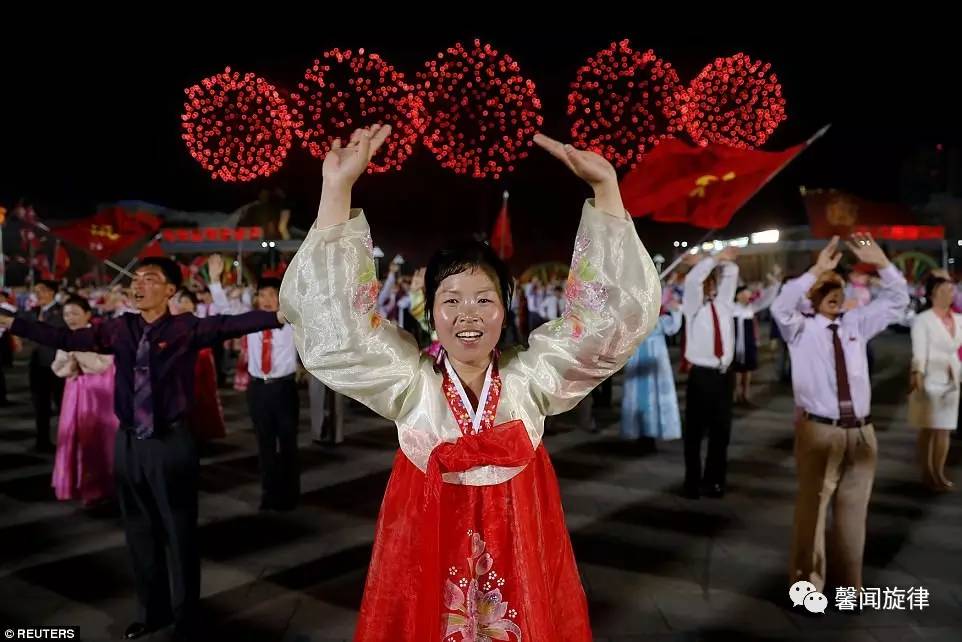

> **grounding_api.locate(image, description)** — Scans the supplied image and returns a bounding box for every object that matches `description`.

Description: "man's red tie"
[261,330,273,375]
[710,301,724,359]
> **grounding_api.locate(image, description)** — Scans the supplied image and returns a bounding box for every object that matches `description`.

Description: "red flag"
[620,138,809,229]
[490,191,513,260]
[52,206,161,260]
[32,253,53,280]
[137,239,166,259]
[53,243,71,278]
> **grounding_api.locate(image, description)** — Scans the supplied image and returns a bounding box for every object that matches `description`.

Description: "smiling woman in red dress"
[280,124,660,642]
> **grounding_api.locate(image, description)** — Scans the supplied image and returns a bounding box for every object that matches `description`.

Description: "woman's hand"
[533,133,624,217]
[910,371,924,394]
[315,124,392,229]
[323,124,392,192]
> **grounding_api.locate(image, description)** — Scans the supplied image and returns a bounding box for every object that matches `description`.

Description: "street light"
[681,241,688,248]
[751,229,780,244]
[261,241,268,248]
[673,241,680,248]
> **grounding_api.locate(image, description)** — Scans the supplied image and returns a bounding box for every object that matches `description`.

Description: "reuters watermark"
[3,629,78,640]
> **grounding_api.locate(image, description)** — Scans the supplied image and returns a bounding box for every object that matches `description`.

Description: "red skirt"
[354,420,591,642]
[189,348,226,440]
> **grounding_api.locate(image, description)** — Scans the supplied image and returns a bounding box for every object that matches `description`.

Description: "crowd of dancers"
[1,124,959,642]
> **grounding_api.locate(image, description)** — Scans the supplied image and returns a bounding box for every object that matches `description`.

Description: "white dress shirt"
[771,265,908,419]
[733,284,778,362]
[207,282,232,316]
[523,282,543,314]
[682,257,739,369]
[539,293,562,321]
[247,324,297,379]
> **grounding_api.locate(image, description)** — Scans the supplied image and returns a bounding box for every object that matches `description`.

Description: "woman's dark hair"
[922,276,952,311]
[424,240,513,327]
[735,285,749,297]
[36,279,59,294]
[175,288,199,307]
[63,296,91,315]
[807,272,846,309]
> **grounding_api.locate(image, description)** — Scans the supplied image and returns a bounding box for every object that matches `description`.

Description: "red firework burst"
[416,40,543,180]
[181,67,294,182]
[291,48,425,173]
[568,40,686,168]
[682,53,787,149]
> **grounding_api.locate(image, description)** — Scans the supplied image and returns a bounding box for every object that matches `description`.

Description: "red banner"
[160,227,263,243]
[852,225,944,241]
[801,189,922,239]
[620,138,807,229]
[53,206,161,260]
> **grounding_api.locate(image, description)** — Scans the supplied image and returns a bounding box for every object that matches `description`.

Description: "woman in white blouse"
[909,274,962,491]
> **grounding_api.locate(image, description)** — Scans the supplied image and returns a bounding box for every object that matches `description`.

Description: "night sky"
[2,17,956,269]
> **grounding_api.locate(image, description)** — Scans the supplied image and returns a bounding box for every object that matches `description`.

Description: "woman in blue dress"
[620,300,683,441]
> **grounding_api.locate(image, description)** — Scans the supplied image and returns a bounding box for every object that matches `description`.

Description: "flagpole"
[500,190,509,259]
[657,124,832,280]
[108,256,140,287]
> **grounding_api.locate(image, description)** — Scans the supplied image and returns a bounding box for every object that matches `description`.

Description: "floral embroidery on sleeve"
[443,532,521,642]
[550,233,609,339]
[352,233,380,317]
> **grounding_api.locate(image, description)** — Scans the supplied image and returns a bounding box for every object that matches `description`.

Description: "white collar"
[443,354,495,435]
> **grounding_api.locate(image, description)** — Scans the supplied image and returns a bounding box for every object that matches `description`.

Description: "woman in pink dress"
[51,296,119,505]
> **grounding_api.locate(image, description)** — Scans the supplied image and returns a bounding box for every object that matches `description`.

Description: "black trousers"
[212,340,227,387]
[29,358,64,447]
[248,377,301,508]
[683,366,735,489]
[114,424,200,628]
[0,362,7,404]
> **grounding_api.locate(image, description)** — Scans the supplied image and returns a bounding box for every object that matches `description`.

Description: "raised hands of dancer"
[533,133,625,218]
[716,246,740,263]
[809,236,842,277]
[768,263,784,284]
[846,232,890,269]
[323,124,392,191]
[316,124,392,229]
[410,267,426,294]
[207,253,224,283]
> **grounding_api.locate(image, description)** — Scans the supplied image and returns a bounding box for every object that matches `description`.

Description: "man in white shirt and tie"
[539,285,564,321]
[681,247,739,499]
[772,234,908,592]
[245,278,301,511]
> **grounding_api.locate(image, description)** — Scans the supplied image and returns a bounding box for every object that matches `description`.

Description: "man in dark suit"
[28,280,65,452]
[0,291,17,407]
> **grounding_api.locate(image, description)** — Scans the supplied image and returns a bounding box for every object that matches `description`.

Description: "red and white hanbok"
[281,200,660,642]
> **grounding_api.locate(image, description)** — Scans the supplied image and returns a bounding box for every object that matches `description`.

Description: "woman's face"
[933,281,955,309]
[432,267,505,366]
[170,293,196,316]
[62,303,91,330]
